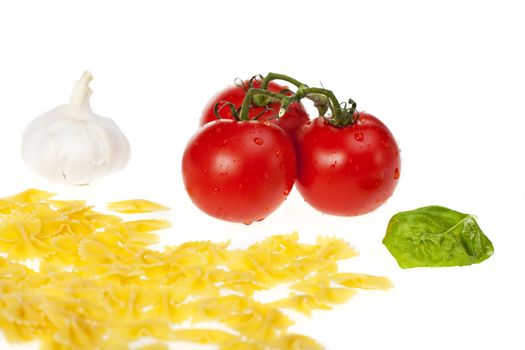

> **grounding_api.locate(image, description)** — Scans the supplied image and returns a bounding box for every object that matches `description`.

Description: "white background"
[1,0,524,349]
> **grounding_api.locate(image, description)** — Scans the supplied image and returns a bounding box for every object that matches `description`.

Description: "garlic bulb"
[21,72,130,185]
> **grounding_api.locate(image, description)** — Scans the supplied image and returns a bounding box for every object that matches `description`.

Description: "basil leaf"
[383,206,494,268]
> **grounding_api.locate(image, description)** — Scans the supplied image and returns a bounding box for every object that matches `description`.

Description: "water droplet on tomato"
[330,163,336,169]
[264,172,270,179]
[275,150,281,157]
[243,221,253,225]
[354,132,364,142]
[394,168,400,179]
[354,165,360,171]
[283,189,290,196]
[213,186,220,193]
[253,137,264,145]
[305,120,312,125]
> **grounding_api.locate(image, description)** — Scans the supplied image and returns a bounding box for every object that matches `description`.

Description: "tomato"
[182,119,297,224]
[295,114,400,216]
[200,80,309,139]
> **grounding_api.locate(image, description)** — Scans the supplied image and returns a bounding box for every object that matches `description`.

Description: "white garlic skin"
[21,72,130,185]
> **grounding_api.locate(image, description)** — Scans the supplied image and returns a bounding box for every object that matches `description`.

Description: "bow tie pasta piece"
[290,273,358,305]
[4,189,56,204]
[123,219,171,232]
[219,341,265,350]
[112,319,172,342]
[331,272,393,290]
[269,334,325,350]
[0,293,48,327]
[269,293,331,316]
[0,214,51,259]
[136,343,169,350]
[314,236,359,260]
[78,239,119,265]
[52,314,104,349]
[107,199,169,213]
[172,328,237,345]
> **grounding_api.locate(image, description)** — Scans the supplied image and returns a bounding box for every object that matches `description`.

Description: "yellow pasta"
[113,319,172,341]
[107,199,170,213]
[0,189,391,350]
[78,239,119,264]
[314,236,359,260]
[0,214,51,259]
[270,334,324,350]
[172,328,237,344]
[6,188,56,204]
[287,258,338,277]
[45,199,86,210]
[53,314,103,349]
[0,293,47,326]
[136,343,169,350]
[219,341,264,350]
[331,272,393,290]
[291,276,357,305]
[46,234,83,265]
[0,318,38,342]
[222,303,293,341]
[269,293,331,316]
[123,219,171,232]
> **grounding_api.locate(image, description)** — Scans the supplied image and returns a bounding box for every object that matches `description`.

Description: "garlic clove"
[21,72,131,185]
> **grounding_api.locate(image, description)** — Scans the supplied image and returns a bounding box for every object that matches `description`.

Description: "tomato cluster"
[182,74,400,223]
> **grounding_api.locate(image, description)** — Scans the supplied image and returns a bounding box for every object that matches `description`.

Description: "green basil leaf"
[383,206,494,268]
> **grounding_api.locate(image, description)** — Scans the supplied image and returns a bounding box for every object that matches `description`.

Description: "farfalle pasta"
[172,328,237,344]
[269,294,331,316]
[107,199,170,213]
[0,189,391,349]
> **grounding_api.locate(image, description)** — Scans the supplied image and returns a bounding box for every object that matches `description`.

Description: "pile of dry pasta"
[0,189,391,350]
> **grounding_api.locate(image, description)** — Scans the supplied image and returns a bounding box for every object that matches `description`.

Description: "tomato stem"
[298,87,357,127]
[239,89,291,121]
[239,72,358,127]
[260,72,306,91]
[260,73,358,126]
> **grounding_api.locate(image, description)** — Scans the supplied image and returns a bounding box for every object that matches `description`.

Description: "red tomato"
[295,114,400,216]
[182,119,297,224]
[200,80,309,138]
